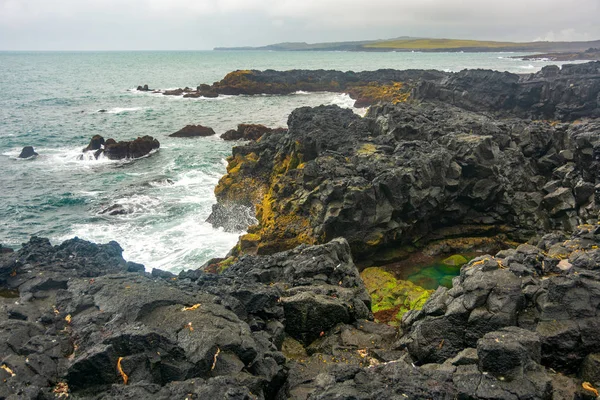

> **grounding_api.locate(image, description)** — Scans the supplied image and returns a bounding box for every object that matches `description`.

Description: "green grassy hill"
[215,37,600,53]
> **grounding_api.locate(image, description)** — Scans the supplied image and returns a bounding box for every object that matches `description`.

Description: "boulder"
[220,124,280,141]
[169,125,216,138]
[477,327,541,381]
[18,146,38,158]
[82,134,105,152]
[104,136,160,160]
[137,84,150,91]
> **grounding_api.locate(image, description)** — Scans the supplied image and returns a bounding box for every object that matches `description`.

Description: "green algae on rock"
[360,267,433,325]
[442,254,468,266]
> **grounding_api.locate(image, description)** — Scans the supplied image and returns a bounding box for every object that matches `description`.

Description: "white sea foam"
[329,93,355,109]
[328,93,368,116]
[62,207,239,272]
[98,194,163,219]
[519,64,536,70]
[105,107,144,114]
[293,90,311,95]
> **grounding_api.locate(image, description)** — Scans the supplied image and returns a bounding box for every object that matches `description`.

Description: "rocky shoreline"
[2,61,600,399]
[515,48,600,62]
[145,61,600,120]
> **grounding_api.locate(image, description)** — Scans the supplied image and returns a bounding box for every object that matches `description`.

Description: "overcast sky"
[1,0,598,50]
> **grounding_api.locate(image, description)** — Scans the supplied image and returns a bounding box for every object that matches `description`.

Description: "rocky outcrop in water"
[80,135,160,160]
[208,101,600,261]
[2,227,600,399]
[220,124,286,141]
[18,146,38,159]
[169,125,216,138]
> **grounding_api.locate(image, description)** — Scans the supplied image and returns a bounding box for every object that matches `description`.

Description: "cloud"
[0,0,598,49]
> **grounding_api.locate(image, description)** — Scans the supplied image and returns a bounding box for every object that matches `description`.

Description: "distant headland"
[215,36,600,55]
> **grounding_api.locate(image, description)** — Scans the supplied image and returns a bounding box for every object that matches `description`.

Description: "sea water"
[0,50,577,272]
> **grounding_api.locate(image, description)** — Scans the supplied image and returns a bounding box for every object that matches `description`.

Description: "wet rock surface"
[80,135,160,160]
[0,236,369,399]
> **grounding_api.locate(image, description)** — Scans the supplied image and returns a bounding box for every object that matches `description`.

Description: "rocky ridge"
[151,61,600,120]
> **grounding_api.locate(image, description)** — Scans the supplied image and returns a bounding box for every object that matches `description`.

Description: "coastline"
[2,61,600,398]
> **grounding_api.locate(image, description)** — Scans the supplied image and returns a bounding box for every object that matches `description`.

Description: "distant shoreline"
[215,37,600,54]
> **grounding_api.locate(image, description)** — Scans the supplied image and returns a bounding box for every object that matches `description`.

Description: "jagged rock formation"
[208,102,600,261]
[413,62,600,121]
[2,226,599,399]
[0,236,370,399]
[80,135,160,160]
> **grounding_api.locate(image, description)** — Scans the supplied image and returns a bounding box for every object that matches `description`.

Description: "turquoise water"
[0,51,574,272]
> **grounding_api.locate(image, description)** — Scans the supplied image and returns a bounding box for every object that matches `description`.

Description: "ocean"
[0,50,576,272]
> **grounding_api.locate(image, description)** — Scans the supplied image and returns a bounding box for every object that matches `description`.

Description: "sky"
[0,0,598,50]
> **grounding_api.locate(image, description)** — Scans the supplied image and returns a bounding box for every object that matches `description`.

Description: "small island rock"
[169,124,216,138]
[18,146,38,158]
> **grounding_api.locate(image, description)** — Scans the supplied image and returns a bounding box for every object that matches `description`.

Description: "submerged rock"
[205,202,258,232]
[17,146,38,158]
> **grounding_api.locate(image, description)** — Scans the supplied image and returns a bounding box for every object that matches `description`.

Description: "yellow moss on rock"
[357,143,377,156]
[346,81,411,107]
[213,152,267,206]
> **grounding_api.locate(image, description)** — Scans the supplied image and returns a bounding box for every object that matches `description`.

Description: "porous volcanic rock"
[169,125,216,138]
[0,235,370,399]
[278,226,600,399]
[2,227,600,398]
[413,61,600,120]
[105,135,160,160]
[208,101,600,260]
